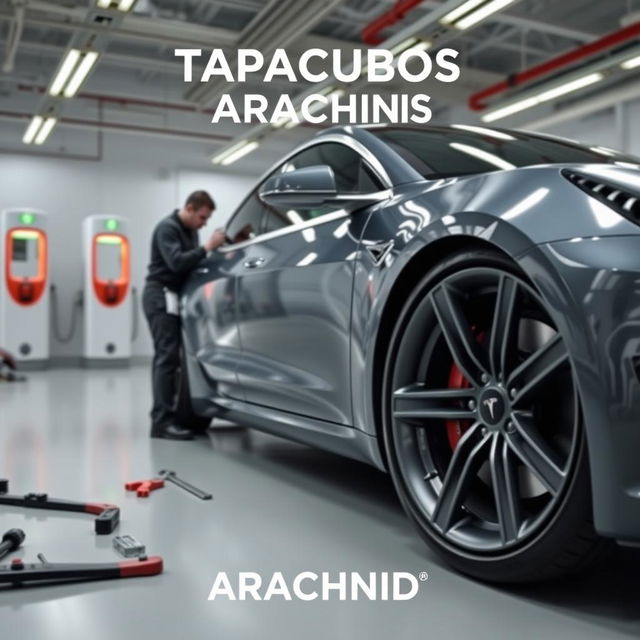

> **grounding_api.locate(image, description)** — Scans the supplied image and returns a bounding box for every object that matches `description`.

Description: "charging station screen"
[12,237,28,262]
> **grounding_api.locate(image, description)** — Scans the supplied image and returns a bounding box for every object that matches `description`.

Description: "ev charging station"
[0,208,49,366]
[82,215,131,366]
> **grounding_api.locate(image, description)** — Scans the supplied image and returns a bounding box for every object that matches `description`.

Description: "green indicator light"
[97,235,122,245]
[20,212,35,225]
[12,230,39,239]
[105,218,119,231]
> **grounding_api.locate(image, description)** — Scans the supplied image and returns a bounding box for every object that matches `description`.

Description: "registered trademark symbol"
[418,571,429,581]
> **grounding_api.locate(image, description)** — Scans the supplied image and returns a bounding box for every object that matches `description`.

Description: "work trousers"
[142,282,181,434]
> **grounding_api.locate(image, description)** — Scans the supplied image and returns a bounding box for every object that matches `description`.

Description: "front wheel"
[382,250,609,583]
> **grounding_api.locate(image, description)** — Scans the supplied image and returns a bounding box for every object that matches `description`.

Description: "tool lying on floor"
[125,478,164,498]
[0,554,163,586]
[0,479,120,534]
[113,534,146,558]
[0,528,25,561]
[159,470,212,500]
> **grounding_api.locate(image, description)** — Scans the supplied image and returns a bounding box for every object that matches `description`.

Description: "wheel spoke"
[432,423,491,533]
[393,385,476,422]
[488,275,519,380]
[506,412,566,495]
[490,434,521,544]
[508,334,568,404]
[430,284,489,387]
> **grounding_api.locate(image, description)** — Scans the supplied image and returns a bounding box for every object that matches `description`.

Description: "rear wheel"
[382,249,610,582]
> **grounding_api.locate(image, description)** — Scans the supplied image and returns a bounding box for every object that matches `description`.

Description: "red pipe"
[469,21,640,111]
[362,0,426,45]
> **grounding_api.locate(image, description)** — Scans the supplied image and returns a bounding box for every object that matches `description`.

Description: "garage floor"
[1,367,640,639]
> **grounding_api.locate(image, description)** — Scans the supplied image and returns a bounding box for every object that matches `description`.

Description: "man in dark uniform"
[143,190,226,440]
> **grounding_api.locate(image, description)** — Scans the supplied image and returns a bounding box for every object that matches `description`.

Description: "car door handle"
[243,257,266,269]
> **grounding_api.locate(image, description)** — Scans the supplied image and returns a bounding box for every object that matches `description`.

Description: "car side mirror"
[259,165,338,209]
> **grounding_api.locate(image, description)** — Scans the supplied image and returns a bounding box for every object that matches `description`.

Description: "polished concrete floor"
[1,366,640,639]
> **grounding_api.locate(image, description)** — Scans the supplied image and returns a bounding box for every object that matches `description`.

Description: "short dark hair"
[185,190,215,210]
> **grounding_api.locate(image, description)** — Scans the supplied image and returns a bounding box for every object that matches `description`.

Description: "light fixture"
[34,118,58,145]
[22,115,57,145]
[22,115,43,144]
[621,54,640,70]
[49,49,99,98]
[211,140,259,166]
[482,72,603,122]
[96,0,137,11]
[391,37,431,56]
[449,142,516,170]
[441,0,516,30]
[535,72,603,101]
[63,51,99,97]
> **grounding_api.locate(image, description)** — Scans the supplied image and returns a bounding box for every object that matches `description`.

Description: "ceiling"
[0,0,638,172]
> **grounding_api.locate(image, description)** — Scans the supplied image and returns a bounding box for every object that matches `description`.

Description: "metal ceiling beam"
[185,0,345,107]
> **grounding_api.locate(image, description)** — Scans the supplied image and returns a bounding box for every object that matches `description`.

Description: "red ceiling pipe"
[362,0,426,45]
[469,21,640,111]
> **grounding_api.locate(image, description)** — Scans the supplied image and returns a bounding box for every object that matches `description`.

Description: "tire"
[175,348,212,434]
[382,249,611,583]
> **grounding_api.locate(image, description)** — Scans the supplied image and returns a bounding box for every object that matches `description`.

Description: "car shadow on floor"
[206,427,640,636]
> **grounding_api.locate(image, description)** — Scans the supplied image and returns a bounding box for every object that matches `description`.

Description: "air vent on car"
[562,169,640,225]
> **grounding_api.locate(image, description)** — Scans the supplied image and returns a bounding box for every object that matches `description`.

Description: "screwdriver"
[0,528,25,561]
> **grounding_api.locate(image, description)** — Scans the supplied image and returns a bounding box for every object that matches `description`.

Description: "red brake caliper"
[446,330,485,450]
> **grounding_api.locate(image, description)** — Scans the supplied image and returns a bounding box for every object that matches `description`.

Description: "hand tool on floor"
[0,479,120,535]
[158,470,212,500]
[125,478,164,498]
[113,534,146,558]
[0,528,25,561]
[0,554,163,586]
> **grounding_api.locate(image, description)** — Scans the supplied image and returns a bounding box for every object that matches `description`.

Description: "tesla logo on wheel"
[483,397,499,419]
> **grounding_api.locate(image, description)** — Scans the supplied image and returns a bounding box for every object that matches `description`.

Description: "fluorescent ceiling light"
[454,0,517,30]
[482,96,538,122]
[34,118,57,145]
[535,72,603,102]
[22,115,44,144]
[482,72,603,122]
[49,49,81,96]
[451,124,515,140]
[449,142,516,170]
[621,54,640,70]
[211,140,259,166]
[391,37,431,56]
[63,51,99,97]
[96,0,137,11]
[441,0,486,24]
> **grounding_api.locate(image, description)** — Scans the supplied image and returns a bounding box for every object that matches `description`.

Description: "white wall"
[0,132,257,359]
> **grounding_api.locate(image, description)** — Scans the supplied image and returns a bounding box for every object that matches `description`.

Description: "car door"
[181,190,266,403]
[234,140,387,425]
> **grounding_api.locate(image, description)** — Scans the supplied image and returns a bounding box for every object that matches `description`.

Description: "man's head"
[179,190,215,230]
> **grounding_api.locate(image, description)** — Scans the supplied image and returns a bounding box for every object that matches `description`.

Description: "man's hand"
[204,228,227,252]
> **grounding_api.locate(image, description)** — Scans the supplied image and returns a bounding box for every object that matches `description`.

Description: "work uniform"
[143,210,206,434]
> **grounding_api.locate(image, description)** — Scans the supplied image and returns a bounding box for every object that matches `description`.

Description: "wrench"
[158,470,212,500]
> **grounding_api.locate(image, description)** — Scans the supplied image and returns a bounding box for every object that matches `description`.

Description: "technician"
[143,190,226,440]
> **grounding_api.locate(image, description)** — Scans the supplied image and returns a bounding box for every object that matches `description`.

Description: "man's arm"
[156,224,206,275]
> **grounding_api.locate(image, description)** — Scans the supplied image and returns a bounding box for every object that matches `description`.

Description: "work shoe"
[151,424,194,440]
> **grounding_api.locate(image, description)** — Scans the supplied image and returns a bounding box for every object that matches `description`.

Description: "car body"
[180,124,640,582]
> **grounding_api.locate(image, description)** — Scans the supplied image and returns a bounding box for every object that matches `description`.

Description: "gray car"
[180,124,640,583]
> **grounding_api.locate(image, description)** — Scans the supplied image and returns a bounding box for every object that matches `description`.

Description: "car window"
[225,191,265,243]
[370,127,640,179]
[259,143,383,234]
[281,142,383,193]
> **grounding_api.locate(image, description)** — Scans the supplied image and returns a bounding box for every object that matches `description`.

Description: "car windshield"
[369,126,640,179]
